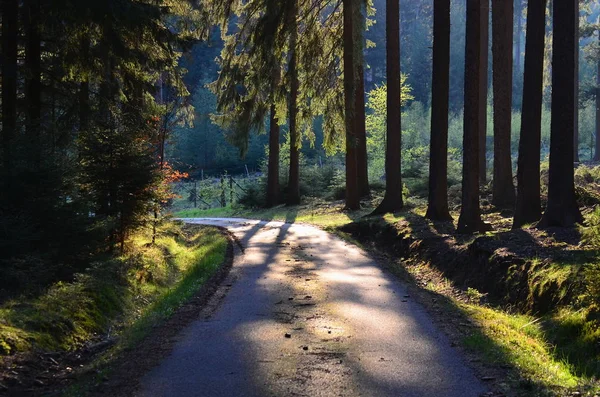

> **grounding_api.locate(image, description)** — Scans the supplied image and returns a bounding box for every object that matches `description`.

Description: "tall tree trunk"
[513,0,546,228]
[458,0,487,234]
[574,2,580,163]
[426,0,452,221]
[343,0,360,210]
[491,0,515,207]
[479,0,489,185]
[354,3,369,198]
[287,3,301,206]
[372,0,402,214]
[356,62,370,197]
[538,0,582,228]
[596,28,600,162]
[1,0,18,188]
[266,104,280,207]
[24,0,42,172]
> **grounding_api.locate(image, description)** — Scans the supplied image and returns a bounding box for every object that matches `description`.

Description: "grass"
[0,222,228,358]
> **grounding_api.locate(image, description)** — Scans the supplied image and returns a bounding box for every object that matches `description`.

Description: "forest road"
[138,218,488,397]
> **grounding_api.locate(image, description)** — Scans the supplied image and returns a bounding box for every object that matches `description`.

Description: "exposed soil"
[0,226,235,397]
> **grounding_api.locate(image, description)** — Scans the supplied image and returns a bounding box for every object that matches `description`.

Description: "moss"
[0,223,227,357]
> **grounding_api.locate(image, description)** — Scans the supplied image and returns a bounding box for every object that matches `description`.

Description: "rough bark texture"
[356,61,370,198]
[287,3,301,206]
[596,29,600,162]
[491,0,515,207]
[2,0,18,181]
[478,0,489,185]
[25,0,42,171]
[343,0,360,210]
[372,0,402,215]
[538,0,583,228]
[458,0,486,234]
[426,0,452,221]
[574,2,580,163]
[513,0,546,228]
[266,105,280,207]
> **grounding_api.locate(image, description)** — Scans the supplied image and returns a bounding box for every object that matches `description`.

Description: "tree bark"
[491,0,515,207]
[343,0,360,210]
[458,0,487,234]
[538,0,583,228]
[354,3,369,198]
[574,2,580,163]
[426,0,452,221]
[596,29,600,162]
[1,0,18,184]
[287,2,301,206]
[372,0,403,215]
[24,0,42,172]
[266,104,280,207]
[479,0,489,185]
[513,0,546,228]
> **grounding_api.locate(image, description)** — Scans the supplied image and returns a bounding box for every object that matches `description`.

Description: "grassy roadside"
[0,222,228,393]
[174,202,600,396]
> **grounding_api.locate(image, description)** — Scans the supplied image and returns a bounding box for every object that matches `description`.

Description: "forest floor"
[174,199,600,396]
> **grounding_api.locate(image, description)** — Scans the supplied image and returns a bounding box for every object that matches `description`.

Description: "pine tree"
[513,0,547,228]
[426,0,452,221]
[538,0,583,228]
[372,0,402,214]
[457,0,488,234]
[491,0,516,207]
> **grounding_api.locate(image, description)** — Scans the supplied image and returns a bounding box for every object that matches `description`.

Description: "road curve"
[138,218,487,397]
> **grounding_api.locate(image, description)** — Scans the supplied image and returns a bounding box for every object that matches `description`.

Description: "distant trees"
[426,0,452,221]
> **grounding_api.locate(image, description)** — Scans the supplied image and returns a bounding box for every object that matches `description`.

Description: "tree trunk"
[426,0,452,221]
[574,2,580,163]
[513,0,546,228]
[266,104,280,207]
[538,0,583,228]
[287,2,301,206]
[479,0,489,185]
[372,0,402,215]
[343,0,360,210]
[25,0,42,172]
[596,29,600,162]
[458,0,487,234]
[356,62,370,197]
[491,0,515,207]
[354,4,369,198]
[1,0,18,186]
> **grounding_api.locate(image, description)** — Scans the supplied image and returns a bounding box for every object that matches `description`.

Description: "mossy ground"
[0,222,227,358]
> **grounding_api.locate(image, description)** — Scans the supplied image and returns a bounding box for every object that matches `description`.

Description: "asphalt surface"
[138,218,488,397]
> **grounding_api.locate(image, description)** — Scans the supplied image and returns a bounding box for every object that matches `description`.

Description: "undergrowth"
[0,222,227,357]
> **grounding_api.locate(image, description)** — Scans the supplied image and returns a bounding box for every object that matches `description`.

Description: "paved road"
[139,218,487,397]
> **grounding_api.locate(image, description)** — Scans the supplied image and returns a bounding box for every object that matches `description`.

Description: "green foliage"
[0,223,227,356]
